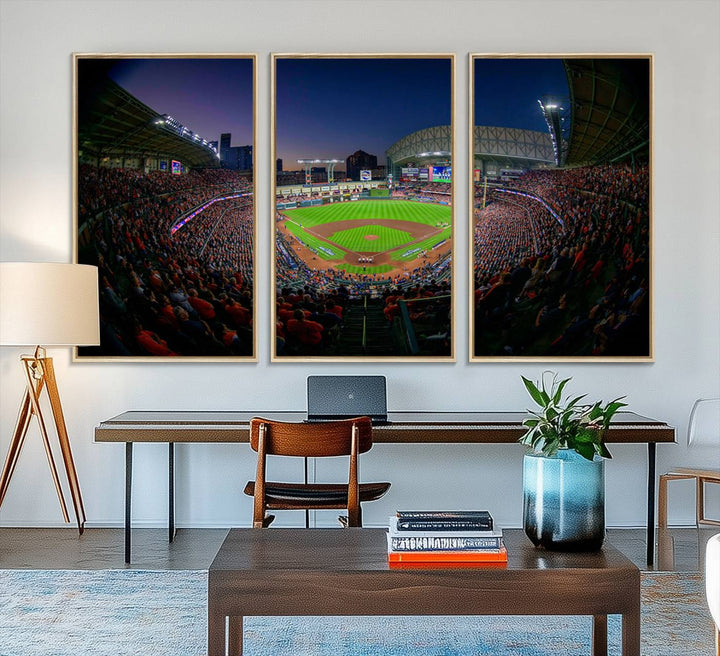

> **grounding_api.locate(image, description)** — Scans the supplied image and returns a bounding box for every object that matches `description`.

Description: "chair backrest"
[687,398,720,447]
[249,417,373,457]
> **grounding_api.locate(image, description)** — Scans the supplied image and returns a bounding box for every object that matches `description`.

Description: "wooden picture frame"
[271,54,455,362]
[73,53,257,361]
[469,54,653,362]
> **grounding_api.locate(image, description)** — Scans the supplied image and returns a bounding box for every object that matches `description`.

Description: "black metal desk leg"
[304,456,310,529]
[125,442,133,564]
[169,443,175,542]
[647,442,656,566]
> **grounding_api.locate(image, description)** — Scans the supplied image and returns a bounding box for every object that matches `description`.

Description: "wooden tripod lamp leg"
[0,354,86,534]
[41,357,86,533]
[0,390,34,506]
[1,361,69,522]
[20,356,72,524]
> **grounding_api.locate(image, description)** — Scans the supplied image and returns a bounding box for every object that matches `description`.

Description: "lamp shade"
[0,262,100,346]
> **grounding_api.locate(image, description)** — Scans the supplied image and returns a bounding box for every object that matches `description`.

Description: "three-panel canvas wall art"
[73,53,652,362]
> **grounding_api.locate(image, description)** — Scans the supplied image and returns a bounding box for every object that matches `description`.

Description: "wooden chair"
[243,416,390,528]
[658,468,720,528]
[658,399,720,529]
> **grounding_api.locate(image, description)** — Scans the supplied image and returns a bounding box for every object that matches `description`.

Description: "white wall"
[1,0,718,530]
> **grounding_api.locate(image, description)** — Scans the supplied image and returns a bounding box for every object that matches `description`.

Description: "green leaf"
[575,442,595,461]
[603,399,627,423]
[552,377,571,404]
[588,403,603,421]
[522,376,547,407]
[566,394,587,409]
[545,437,561,457]
[575,430,594,443]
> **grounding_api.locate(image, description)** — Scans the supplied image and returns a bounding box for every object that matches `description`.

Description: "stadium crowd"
[77,165,254,357]
[391,181,452,203]
[473,163,650,356]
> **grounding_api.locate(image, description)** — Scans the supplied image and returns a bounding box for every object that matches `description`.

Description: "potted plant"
[519,372,626,551]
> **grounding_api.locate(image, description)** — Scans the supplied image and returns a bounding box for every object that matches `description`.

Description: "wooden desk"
[207,528,641,656]
[94,411,675,564]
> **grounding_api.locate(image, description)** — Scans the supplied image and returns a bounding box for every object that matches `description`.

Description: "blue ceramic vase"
[522,448,606,551]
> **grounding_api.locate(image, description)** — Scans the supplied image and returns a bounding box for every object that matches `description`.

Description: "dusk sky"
[101,58,254,147]
[80,57,567,170]
[275,58,451,169]
[474,57,569,132]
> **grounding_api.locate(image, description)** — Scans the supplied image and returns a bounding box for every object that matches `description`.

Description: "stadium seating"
[77,166,254,357]
[472,163,650,357]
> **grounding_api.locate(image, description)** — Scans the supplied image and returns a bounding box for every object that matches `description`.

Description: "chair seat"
[244,481,390,508]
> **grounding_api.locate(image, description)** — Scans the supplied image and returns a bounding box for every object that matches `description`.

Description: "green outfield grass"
[283,200,451,227]
[330,224,412,253]
[285,221,344,260]
[281,199,452,273]
[390,226,452,262]
[337,263,394,275]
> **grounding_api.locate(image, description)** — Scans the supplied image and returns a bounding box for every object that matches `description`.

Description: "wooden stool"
[658,468,720,527]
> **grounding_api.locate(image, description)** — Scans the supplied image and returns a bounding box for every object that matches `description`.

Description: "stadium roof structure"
[77,76,220,169]
[472,126,555,170]
[386,125,451,169]
[564,58,650,165]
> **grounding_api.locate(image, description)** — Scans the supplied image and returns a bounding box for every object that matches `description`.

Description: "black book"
[395,510,493,532]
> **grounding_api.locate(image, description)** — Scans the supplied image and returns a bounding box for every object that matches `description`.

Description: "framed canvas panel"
[272,54,455,362]
[469,54,653,361]
[73,54,257,361]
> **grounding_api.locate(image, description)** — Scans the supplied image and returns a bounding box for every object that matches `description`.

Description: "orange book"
[388,545,507,564]
[389,560,507,569]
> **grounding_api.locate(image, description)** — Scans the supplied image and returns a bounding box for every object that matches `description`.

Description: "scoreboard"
[431,166,451,182]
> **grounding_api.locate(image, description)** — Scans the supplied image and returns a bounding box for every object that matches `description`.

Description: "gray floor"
[0,525,717,571]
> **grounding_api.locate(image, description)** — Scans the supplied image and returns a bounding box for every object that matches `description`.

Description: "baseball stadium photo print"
[470,55,652,361]
[272,54,454,361]
[74,54,256,361]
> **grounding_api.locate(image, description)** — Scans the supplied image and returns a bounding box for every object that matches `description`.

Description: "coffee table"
[208,528,640,656]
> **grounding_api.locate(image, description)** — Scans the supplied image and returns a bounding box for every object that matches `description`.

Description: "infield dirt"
[277,217,450,277]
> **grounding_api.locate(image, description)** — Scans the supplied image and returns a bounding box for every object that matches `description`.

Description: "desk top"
[95,410,675,444]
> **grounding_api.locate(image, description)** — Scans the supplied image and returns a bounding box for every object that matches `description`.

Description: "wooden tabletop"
[95,410,675,444]
[207,528,641,622]
[210,527,635,573]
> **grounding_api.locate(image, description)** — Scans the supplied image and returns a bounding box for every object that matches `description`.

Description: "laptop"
[306,375,389,425]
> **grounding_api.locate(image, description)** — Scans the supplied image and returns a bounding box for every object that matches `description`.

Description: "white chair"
[706,533,720,656]
[659,398,720,528]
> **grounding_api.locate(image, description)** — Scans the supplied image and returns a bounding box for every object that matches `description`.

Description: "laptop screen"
[306,375,388,423]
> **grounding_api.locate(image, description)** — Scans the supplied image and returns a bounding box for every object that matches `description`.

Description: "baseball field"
[278,199,452,275]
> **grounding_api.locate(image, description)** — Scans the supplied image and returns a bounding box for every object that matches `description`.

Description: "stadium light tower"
[538,96,570,166]
[297,158,343,184]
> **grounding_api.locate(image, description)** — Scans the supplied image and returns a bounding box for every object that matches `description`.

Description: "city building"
[219,132,253,171]
[346,149,378,181]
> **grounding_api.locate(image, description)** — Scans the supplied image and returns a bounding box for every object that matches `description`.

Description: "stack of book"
[387,510,507,567]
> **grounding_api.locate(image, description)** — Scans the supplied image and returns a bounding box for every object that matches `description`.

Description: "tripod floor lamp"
[0,262,99,533]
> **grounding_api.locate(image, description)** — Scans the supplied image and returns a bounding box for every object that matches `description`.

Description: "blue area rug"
[0,569,714,655]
